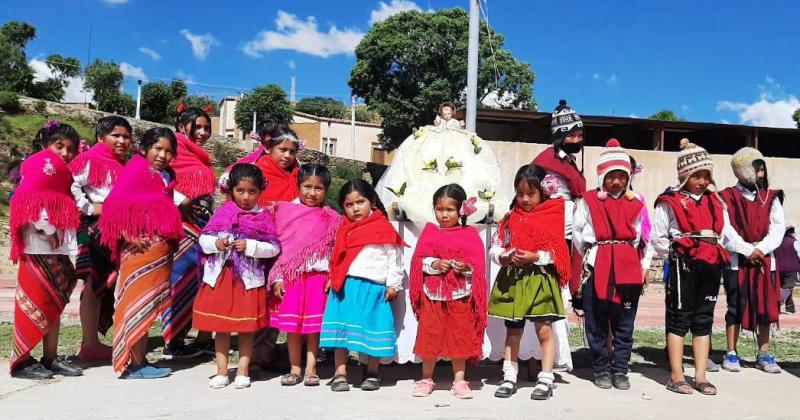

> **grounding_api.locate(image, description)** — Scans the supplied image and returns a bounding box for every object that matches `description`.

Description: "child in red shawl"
[99,128,184,379]
[220,122,301,205]
[321,180,406,392]
[410,184,487,400]
[161,107,217,359]
[9,121,82,379]
[489,164,571,401]
[193,164,280,389]
[270,164,342,387]
[70,116,132,362]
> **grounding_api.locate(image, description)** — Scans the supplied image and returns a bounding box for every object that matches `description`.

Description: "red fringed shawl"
[410,223,488,362]
[9,149,79,262]
[533,147,587,199]
[171,133,216,199]
[255,155,300,204]
[329,211,405,292]
[498,198,571,285]
[68,142,126,188]
[98,155,184,257]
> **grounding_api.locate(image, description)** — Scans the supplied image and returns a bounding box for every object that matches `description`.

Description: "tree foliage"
[793,108,800,129]
[295,96,347,118]
[648,109,686,122]
[0,21,36,47]
[234,84,293,133]
[84,59,126,113]
[348,8,535,149]
[140,81,172,123]
[0,21,35,94]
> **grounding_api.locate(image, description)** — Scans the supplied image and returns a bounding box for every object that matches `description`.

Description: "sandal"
[304,373,320,387]
[280,372,302,386]
[666,380,693,395]
[329,374,350,392]
[494,380,517,398]
[694,381,717,396]
[360,377,381,391]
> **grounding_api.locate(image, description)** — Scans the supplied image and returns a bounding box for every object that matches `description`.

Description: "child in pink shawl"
[269,164,342,387]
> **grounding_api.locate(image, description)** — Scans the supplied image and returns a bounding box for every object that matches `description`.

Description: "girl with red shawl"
[269,164,342,387]
[99,128,184,379]
[410,184,487,400]
[220,122,301,205]
[70,116,132,362]
[488,164,571,401]
[161,106,217,359]
[10,122,83,379]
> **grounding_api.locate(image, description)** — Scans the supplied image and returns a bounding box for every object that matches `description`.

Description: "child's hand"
[324,279,332,293]
[511,250,538,266]
[498,248,515,266]
[45,233,60,250]
[91,203,102,216]
[272,282,285,299]
[215,238,230,252]
[451,260,470,274]
[642,269,650,289]
[385,287,399,302]
[127,237,151,254]
[233,239,248,253]
[432,259,451,272]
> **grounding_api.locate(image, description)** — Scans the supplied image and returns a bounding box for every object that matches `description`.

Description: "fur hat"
[730,147,765,187]
[676,138,715,190]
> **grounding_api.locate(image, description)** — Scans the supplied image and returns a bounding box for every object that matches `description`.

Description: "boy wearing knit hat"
[719,147,785,373]
[572,139,653,390]
[530,99,587,373]
[651,139,730,396]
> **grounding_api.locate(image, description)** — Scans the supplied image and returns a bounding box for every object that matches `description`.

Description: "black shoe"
[530,382,554,400]
[163,341,207,360]
[494,380,517,398]
[11,358,54,380]
[594,372,613,389]
[42,356,83,377]
[612,373,630,390]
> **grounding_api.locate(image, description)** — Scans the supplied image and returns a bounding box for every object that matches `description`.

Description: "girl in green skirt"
[489,164,571,400]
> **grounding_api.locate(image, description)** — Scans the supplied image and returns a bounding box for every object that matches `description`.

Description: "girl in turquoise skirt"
[488,164,572,400]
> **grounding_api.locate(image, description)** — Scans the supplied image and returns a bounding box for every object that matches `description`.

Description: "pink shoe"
[451,380,473,399]
[412,378,435,397]
[77,343,112,362]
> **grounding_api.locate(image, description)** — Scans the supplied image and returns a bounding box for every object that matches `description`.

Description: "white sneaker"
[234,375,251,389]
[209,375,230,389]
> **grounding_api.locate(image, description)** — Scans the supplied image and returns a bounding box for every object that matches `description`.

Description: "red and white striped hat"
[596,138,632,189]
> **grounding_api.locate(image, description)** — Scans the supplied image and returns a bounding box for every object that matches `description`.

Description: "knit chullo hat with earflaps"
[550,99,584,146]
[675,138,715,190]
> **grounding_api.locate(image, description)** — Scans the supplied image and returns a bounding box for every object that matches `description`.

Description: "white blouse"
[199,233,280,290]
[421,257,471,300]
[721,183,785,271]
[347,244,405,289]
[21,208,78,256]
[70,163,113,216]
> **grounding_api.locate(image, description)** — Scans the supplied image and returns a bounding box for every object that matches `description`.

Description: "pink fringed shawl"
[268,201,342,284]
[68,142,126,188]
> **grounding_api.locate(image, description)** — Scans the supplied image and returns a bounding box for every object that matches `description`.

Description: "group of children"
[7,99,792,400]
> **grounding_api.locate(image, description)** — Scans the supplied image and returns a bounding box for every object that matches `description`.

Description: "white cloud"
[606,74,617,86]
[369,0,421,25]
[138,47,161,61]
[717,77,800,128]
[628,113,639,118]
[720,119,731,124]
[119,62,147,82]
[288,60,296,70]
[593,73,600,80]
[174,69,195,85]
[29,58,92,103]
[243,11,364,58]
[180,29,220,60]
[101,0,128,4]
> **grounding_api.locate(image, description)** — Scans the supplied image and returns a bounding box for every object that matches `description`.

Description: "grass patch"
[0,114,95,144]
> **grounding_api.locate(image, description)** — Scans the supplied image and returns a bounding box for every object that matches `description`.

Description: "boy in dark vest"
[776,226,799,313]
[572,139,652,390]
[719,147,785,373]
[652,139,729,396]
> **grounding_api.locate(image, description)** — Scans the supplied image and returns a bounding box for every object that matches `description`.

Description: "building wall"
[291,121,322,150]
[218,98,239,137]
[485,139,800,225]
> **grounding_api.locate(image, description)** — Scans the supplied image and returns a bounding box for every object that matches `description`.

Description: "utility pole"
[290,76,296,105]
[466,0,479,133]
[135,80,142,119]
[351,95,356,159]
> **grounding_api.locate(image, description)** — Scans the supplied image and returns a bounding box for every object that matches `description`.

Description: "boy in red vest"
[652,139,729,396]
[719,147,784,373]
[573,139,652,390]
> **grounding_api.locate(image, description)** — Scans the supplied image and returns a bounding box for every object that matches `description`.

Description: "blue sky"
[2,0,799,127]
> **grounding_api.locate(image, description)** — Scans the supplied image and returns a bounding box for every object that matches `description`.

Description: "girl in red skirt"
[193,163,280,389]
[409,184,488,399]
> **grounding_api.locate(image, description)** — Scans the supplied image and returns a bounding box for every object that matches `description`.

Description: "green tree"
[28,54,82,102]
[354,106,381,123]
[84,59,125,112]
[140,81,172,123]
[0,21,35,94]
[100,91,136,116]
[295,96,347,118]
[349,8,535,149]
[234,84,293,133]
[648,109,686,122]
[793,108,800,129]
[169,79,188,100]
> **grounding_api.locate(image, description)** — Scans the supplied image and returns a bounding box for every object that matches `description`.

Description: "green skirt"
[488,265,565,321]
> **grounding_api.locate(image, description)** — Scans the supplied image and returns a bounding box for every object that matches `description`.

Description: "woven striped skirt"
[160,221,201,345]
[75,215,117,335]
[11,255,77,372]
[112,241,173,374]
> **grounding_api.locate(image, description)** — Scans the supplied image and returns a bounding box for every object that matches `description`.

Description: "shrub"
[33,100,46,113]
[331,164,363,181]
[0,91,21,114]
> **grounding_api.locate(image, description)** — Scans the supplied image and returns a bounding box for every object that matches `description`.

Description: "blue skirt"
[320,276,397,357]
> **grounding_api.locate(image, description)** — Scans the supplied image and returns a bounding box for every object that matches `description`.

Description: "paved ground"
[0,359,798,419]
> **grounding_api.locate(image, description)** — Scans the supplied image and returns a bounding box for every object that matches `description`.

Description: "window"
[323,137,337,156]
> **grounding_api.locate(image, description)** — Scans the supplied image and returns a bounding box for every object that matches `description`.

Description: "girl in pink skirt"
[270,164,342,386]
